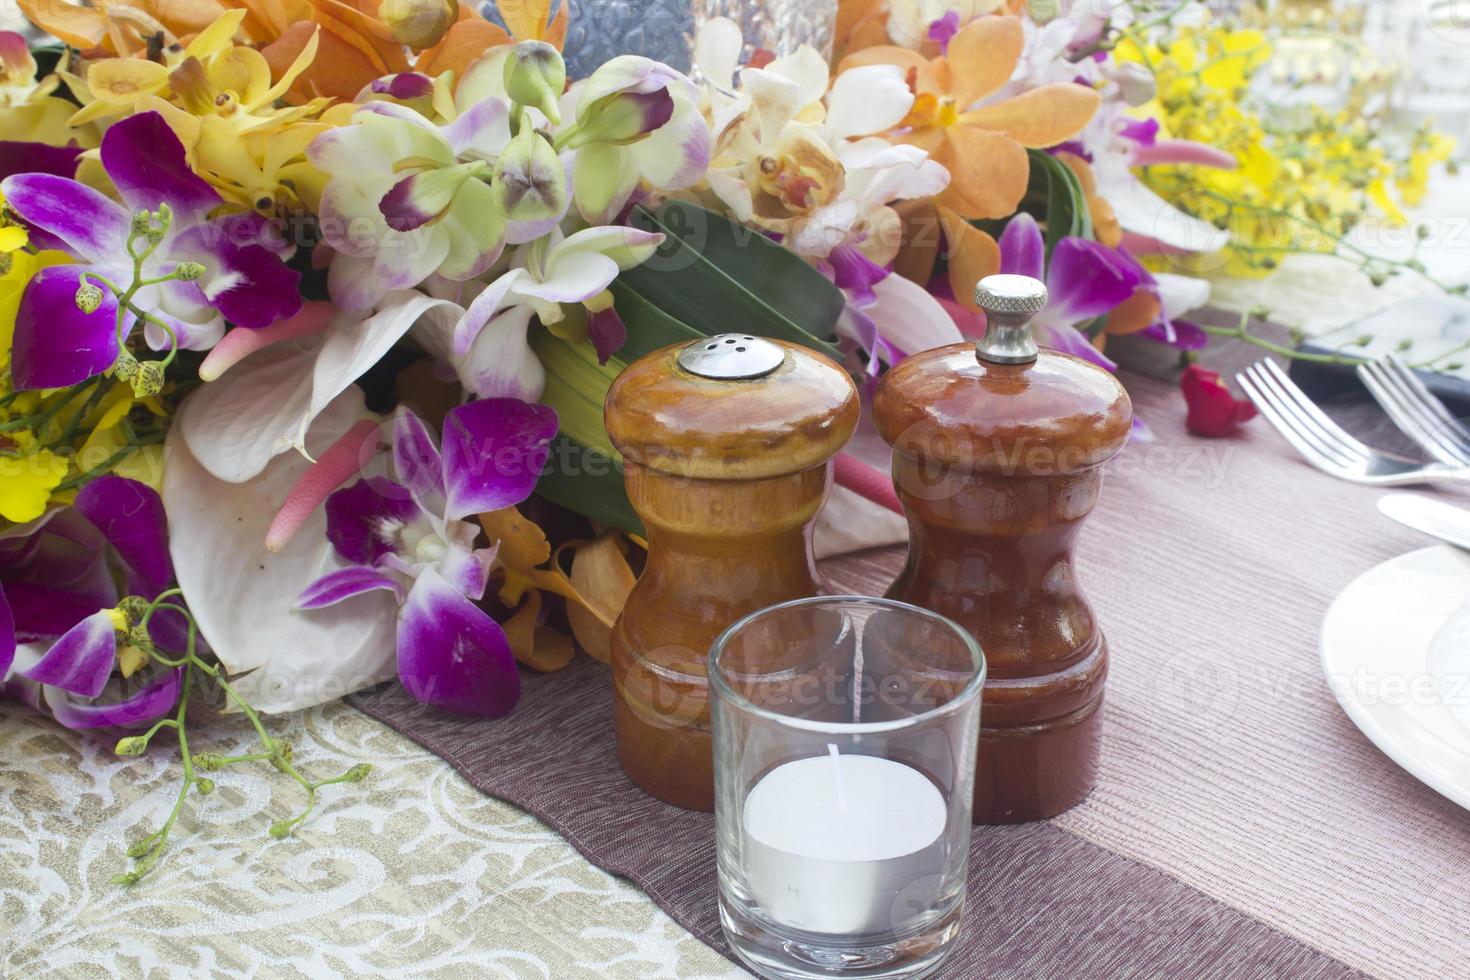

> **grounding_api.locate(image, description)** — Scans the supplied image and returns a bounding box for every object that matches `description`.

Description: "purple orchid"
[1,111,302,390]
[992,212,1212,366]
[0,476,183,730]
[995,212,1144,369]
[296,399,558,717]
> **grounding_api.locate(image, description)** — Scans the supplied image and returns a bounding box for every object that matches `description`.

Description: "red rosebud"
[1180,364,1257,437]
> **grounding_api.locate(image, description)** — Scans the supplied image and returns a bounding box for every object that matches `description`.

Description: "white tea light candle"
[743,749,948,936]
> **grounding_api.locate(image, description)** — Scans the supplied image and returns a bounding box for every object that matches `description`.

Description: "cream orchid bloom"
[694,19,945,261]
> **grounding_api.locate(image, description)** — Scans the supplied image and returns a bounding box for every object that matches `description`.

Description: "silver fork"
[1236,359,1470,487]
[1356,354,1470,468]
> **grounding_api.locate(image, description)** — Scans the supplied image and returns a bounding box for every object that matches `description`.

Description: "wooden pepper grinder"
[873,275,1132,823]
[604,335,859,811]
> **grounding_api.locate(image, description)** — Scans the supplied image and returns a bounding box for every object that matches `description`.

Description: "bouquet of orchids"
[0,0,1451,880]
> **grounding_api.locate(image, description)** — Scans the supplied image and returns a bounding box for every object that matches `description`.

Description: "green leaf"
[535,436,643,535]
[530,329,621,458]
[618,202,843,361]
[610,280,703,363]
[651,200,846,338]
[529,331,640,532]
[1025,149,1092,256]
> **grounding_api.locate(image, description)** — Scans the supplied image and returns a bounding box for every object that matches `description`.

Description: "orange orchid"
[839,15,1100,222]
[17,0,228,57]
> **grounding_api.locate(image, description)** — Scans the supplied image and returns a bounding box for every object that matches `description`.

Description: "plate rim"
[1318,544,1470,812]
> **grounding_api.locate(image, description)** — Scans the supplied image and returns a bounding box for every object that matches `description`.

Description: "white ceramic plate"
[1320,545,1470,810]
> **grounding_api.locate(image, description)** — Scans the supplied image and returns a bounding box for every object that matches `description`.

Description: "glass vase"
[562,0,695,77]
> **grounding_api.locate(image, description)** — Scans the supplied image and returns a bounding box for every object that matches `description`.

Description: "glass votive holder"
[710,597,984,980]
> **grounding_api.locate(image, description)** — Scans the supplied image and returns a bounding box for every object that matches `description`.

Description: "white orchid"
[886,0,1006,51]
[422,224,663,400]
[693,18,948,264]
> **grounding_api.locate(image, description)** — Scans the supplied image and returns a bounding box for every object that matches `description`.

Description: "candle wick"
[827,743,849,814]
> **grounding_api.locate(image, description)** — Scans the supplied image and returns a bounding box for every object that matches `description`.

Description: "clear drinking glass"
[710,597,984,980]
[692,0,839,64]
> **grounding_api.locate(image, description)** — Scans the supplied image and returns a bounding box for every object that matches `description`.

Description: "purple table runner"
[354,369,1470,977]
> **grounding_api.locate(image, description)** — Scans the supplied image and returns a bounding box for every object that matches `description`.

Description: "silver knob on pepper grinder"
[974,274,1049,365]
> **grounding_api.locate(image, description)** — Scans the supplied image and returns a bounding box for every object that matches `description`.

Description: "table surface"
[4,369,1470,979]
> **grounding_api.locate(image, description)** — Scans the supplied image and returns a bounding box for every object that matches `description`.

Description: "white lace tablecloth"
[0,701,742,979]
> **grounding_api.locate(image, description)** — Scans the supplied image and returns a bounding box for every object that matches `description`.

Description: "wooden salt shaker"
[604,335,859,811]
[873,275,1132,823]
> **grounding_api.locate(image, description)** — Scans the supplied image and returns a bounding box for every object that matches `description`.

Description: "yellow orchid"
[0,191,27,258]
[70,11,329,132]
[0,448,69,524]
[1,249,72,368]
[1119,23,1455,278]
[840,14,1100,221]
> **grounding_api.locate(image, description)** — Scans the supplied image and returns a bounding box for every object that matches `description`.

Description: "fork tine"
[1375,358,1470,464]
[1238,368,1351,475]
[1259,359,1373,460]
[1249,362,1366,465]
[1359,360,1470,467]
[1386,354,1470,438]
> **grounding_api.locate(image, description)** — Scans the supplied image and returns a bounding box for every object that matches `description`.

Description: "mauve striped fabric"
[354,372,1470,978]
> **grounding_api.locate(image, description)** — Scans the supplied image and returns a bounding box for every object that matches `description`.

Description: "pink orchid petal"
[198,302,337,381]
[1045,238,1144,322]
[439,398,558,521]
[1132,139,1238,170]
[11,265,123,390]
[998,213,1045,282]
[0,173,130,264]
[297,566,405,609]
[834,453,901,515]
[20,610,117,698]
[393,409,446,514]
[101,111,220,225]
[266,420,380,553]
[324,477,419,565]
[43,667,182,730]
[397,567,519,717]
[74,476,173,597]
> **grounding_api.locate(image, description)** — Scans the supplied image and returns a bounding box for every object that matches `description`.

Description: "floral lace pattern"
[0,702,743,978]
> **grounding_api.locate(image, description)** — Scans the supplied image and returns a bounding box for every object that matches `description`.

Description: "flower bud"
[1027,0,1060,23]
[130,210,152,235]
[111,350,140,384]
[118,595,150,625]
[342,763,373,783]
[114,736,149,756]
[492,127,568,222]
[504,41,566,125]
[378,0,457,49]
[126,839,154,858]
[270,741,294,772]
[75,280,104,314]
[174,261,205,281]
[195,777,215,795]
[194,752,225,772]
[268,820,292,839]
[570,89,675,148]
[132,360,165,397]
